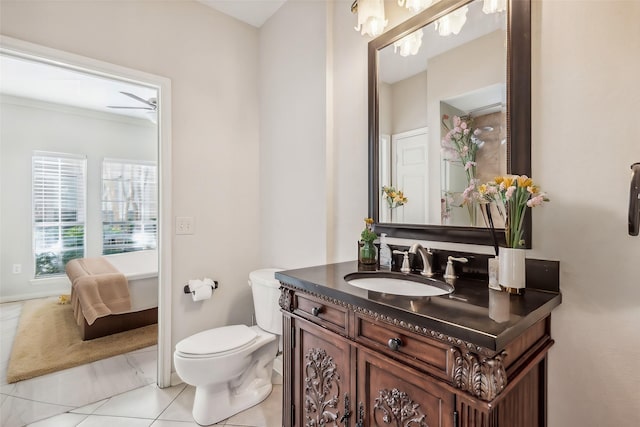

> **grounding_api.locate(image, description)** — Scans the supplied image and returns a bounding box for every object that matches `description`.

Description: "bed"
[65,250,158,340]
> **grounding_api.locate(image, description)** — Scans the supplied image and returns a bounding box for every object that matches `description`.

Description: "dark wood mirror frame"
[369,0,531,247]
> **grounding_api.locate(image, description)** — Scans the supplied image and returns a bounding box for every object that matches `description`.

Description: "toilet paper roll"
[188,279,204,291]
[192,283,212,301]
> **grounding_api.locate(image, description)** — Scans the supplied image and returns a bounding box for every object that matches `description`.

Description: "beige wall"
[0,0,261,354]
[391,71,428,135]
[532,1,640,425]
[258,0,329,269]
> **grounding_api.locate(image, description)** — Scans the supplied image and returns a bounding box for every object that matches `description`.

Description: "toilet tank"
[249,268,283,335]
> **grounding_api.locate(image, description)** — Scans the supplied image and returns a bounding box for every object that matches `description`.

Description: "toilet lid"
[175,325,257,356]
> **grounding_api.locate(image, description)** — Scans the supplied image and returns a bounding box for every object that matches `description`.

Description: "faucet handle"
[393,250,411,273]
[444,256,468,279]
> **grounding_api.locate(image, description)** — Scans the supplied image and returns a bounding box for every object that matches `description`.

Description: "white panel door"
[391,128,428,224]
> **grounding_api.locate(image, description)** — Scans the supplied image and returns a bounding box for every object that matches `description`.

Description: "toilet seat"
[175,324,258,359]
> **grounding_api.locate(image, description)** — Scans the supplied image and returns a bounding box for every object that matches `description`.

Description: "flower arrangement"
[381,186,408,209]
[441,114,483,224]
[360,217,377,243]
[441,114,481,183]
[479,175,549,248]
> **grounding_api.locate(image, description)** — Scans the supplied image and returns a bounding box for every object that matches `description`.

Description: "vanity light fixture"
[482,0,507,14]
[352,0,388,37]
[398,0,434,14]
[435,5,468,36]
[393,29,424,56]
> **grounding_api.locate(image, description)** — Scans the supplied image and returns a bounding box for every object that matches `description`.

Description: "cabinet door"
[357,346,455,427]
[292,319,355,427]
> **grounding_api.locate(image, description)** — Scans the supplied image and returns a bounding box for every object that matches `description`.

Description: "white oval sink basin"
[344,273,453,297]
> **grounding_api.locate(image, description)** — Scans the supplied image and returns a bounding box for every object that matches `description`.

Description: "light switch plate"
[176,216,194,235]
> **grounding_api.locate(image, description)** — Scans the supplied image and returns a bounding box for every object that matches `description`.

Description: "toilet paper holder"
[183,280,218,295]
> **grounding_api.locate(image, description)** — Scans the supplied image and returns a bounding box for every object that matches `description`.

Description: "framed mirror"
[369,0,531,247]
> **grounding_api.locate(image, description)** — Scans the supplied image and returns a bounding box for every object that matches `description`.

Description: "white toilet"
[174,268,282,425]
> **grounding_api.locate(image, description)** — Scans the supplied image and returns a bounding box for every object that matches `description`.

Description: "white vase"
[498,247,526,294]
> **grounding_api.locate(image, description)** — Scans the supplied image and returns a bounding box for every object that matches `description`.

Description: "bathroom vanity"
[276,261,561,427]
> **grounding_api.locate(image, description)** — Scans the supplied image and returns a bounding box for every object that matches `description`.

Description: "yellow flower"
[364,217,374,225]
[494,176,504,185]
[502,176,514,188]
[478,184,488,195]
[517,176,533,188]
[527,185,539,194]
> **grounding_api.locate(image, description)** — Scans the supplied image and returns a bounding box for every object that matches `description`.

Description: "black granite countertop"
[275,261,562,351]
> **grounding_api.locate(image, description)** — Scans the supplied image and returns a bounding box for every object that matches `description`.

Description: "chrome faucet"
[409,243,434,277]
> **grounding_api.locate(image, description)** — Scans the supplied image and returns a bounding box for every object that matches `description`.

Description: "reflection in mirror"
[377,0,506,228]
[370,0,531,247]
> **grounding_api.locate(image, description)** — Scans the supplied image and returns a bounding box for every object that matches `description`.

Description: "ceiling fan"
[108,91,157,111]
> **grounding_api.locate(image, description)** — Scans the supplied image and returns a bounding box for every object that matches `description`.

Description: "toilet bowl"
[174,268,282,426]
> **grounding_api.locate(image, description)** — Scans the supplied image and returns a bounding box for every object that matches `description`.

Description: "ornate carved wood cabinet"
[278,262,560,427]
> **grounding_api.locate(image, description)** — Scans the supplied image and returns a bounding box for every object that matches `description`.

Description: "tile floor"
[0,300,283,426]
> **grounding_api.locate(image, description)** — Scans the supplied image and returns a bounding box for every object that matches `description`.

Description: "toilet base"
[187,335,278,426]
[192,374,273,425]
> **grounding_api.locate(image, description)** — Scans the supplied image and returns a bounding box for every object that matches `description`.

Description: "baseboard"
[0,289,63,304]
[169,371,184,387]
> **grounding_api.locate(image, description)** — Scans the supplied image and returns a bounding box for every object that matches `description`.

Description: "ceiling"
[0,54,158,121]
[197,0,287,27]
[0,1,286,118]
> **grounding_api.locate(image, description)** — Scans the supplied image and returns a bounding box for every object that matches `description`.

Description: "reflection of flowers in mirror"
[441,115,481,170]
[382,186,408,209]
[441,192,455,223]
[479,175,550,248]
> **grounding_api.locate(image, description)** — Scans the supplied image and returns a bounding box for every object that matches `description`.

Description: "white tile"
[0,383,16,396]
[128,344,157,355]
[151,420,201,427]
[0,395,74,427]
[8,352,155,407]
[223,385,282,427]
[124,347,158,384]
[0,301,23,321]
[157,385,196,423]
[77,414,153,427]
[70,398,108,415]
[0,304,25,387]
[1,392,8,405]
[92,383,185,419]
[27,412,88,426]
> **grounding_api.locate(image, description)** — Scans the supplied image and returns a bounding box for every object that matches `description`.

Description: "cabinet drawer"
[294,292,348,334]
[356,315,450,379]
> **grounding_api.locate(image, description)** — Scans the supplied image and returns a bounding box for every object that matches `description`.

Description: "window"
[32,152,86,277]
[102,159,157,254]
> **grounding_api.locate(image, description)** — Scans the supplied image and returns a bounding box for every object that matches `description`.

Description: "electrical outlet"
[175,216,194,235]
[12,264,21,274]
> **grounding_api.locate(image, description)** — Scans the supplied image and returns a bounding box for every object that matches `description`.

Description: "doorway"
[0,36,172,388]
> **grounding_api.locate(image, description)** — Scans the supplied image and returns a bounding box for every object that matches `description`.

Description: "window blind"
[102,159,157,254]
[32,152,86,277]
